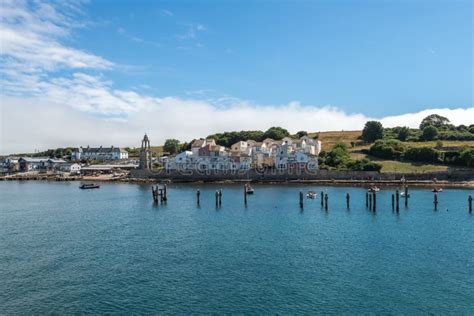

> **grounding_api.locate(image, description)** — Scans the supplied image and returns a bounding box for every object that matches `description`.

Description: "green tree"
[296,130,308,138]
[404,147,441,163]
[422,125,438,140]
[326,143,350,168]
[263,127,290,140]
[361,121,384,143]
[369,139,406,159]
[419,114,450,130]
[163,139,181,154]
[458,148,474,167]
[397,126,410,141]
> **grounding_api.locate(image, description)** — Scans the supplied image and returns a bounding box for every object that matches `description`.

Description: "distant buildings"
[71,146,128,161]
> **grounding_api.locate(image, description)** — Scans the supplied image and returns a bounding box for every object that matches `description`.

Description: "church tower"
[139,134,152,170]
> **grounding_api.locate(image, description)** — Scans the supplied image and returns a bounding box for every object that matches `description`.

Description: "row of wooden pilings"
[154,185,473,213]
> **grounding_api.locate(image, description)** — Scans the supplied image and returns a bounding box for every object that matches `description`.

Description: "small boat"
[79,183,100,190]
[432,187,443,193]
[400,192,410,198]
[306,191,317,199]
[245,184,254,194]
[368,186,380,193]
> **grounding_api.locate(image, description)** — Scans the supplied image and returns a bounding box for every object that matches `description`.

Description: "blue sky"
[81,0,473,116]
[0,0,473,153]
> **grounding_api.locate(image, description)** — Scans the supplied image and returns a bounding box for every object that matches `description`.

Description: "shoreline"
[1,176,473,188]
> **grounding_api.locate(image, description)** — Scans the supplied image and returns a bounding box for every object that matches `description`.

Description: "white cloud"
[1,95,473,154]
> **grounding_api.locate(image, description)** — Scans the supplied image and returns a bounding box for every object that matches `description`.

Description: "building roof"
[77,146,126,153]
[18,157,49,163]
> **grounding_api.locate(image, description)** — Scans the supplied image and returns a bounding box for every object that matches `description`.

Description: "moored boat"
[368,186,380,193]
[79,183,100,190]
[245,184,254,194]
[432,187,443,193]
[306,191,317,199]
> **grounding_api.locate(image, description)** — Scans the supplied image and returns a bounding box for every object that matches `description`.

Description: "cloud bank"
[2,95,472,154]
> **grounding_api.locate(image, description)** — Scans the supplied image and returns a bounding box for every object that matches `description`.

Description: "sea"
[1,181,473,314]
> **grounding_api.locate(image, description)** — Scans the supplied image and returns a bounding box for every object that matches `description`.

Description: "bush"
[325,143,350,168]
[369,139,406,159]
[458,148,474,167]
[421,125,438,140]
[347,158,382,172]
[403,147,441,163]
[362,121,384,143]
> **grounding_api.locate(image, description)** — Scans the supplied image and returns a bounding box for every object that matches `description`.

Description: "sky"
[0,0,472,154]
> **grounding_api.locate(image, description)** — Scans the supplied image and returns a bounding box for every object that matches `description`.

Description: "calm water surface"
[1,181,473,314]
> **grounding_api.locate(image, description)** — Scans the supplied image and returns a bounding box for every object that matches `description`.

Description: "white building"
[72,146,128,161]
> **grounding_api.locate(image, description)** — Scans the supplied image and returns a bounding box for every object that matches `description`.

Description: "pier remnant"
[215,191,219,208]
[469,195,472,213]
[368,192,372,210]
[372,191,376,211]
[321,191,324,207]
[196,189,200,206]
[365,192,369,208]
[244,185,247,206]
[391,194,395,210]
[434,193,438,210]
[396,190,400,212]
[324,194,328,211]
[346,193,350,209]
[299,191,304,209]
[404,185,408,207]
[218,189,222,206]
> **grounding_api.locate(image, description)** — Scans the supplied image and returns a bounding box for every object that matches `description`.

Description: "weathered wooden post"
[395,190,400,212]
[365,192,369,208]
[368,192,372,210]
[469,195,472,213]
[299,191,304,209]
[404,185,408,207]
[215,191,219,208]
[324,194,328,210]
[152,186,158,203]
[196,189,200,206]
[163,184,167,201]
[244,185,247,206]
[321,191,324,207]
[218,189,222,206]
[372,191,376,211]
[346,193,350,209]
[434,193,438,210]
[391,194,395,210]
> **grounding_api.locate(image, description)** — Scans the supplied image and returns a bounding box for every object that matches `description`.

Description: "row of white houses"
[165,136,321,171]
[3,157,81,173]
[71,146,128,161]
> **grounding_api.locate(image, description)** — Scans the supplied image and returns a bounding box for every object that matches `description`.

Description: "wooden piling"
[365,192,369,208]
[299,191,304,209]
[324,194,328,210]
[368,192,372,210]
[321,191,324,206]
[346,193,350,209]
[395,190,400,212]
[469,195,472,213]
[391,193,395,210]
[434,193,438,210]
[244,185,247,206]
[218,189,222,206]
[372,192,376,211]
[215,191,219,207]
[404,185,408,207]
[196,189,200,206]
[163,184,167,201]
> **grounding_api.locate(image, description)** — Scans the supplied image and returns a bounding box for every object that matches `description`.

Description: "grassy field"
[309,130,362,151]
[350,151,449,173]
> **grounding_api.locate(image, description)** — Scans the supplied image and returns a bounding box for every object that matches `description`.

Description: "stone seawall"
[130,169,474,182]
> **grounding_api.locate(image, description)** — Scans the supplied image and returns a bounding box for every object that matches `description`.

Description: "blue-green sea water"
[1,181,473,314]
